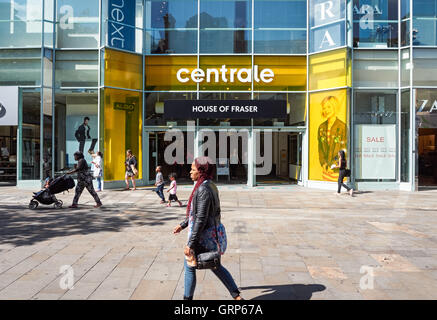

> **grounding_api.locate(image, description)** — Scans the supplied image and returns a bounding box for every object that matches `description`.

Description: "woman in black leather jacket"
[173,157,243,300]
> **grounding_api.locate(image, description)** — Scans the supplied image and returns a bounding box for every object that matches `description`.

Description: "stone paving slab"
[0,185,437,299]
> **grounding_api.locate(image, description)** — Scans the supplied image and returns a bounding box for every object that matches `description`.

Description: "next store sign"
[108,0,136,52]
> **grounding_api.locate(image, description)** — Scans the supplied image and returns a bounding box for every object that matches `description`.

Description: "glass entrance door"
[255,130,303,185]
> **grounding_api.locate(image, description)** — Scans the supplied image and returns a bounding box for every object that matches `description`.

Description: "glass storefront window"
[200,0,252,53]
[401,89,410,182]
[413,49,437,87]
[144,0,198,54]
[145,92,196,126]
[43,48,53,87]
[353,0,398,48]
[413,0,437,46]
[401,49,410,87]
[56,0,99,48]
[21,89,41,180]
[415,89,437,129]
[55,50,98,87]
[145,55,197,91]
[42,88,52,179]
[0,0,42,21]
[0,0,42,48]
[253,92,306,126]
[354,90,398,182]
[54,90,98,173]
[0,49,41,86]
[353,50,398,88]
[254,0,306,54]
[309,48,351,91]
[44,0,54,21]
[104,49,142,90]
[0,126,17,185]
[102,88,142,181]
[401,0,410,20]
[254,56,306,91]
[199,56,252,91]
[401,18,410,47]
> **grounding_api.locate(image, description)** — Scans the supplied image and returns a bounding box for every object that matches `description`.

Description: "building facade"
[0,0,436,191]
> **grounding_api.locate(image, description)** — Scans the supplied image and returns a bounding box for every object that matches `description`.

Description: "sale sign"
[354,124,396,179]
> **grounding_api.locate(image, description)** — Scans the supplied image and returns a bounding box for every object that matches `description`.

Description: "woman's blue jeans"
[156,184,165,201]
[184,259,240,299]
[96,177,102,190]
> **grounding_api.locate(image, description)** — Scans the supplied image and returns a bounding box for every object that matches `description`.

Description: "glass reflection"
[145,0,198,54]
[353,0,398,48]
[413,0,437,46]
[200,0,251,53]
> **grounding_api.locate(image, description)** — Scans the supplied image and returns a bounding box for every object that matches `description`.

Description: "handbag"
[195,219,221,270]
[131,164,138,176]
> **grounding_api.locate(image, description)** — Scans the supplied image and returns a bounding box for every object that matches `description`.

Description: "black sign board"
[164,100,287,120]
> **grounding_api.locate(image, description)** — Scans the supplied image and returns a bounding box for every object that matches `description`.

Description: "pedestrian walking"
[173,156,243,300]
[67,151,102,208]
[125,149,138,190]
[155,165,165,203]
[332,150,353,196]
[91,151,103,192]
[166,172,182,207]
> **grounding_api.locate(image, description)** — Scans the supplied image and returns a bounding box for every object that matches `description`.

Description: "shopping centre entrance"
[145,127,303,186]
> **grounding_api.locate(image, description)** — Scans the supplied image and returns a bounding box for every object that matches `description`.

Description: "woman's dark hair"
[84,116,90,122]
[74,151,84,159]
[97,151,102,157]
[186,157,216,216]
[169,172,177,179]
[338,150,346,159]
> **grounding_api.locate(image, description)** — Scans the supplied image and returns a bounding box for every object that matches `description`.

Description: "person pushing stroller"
[67,151,102,208]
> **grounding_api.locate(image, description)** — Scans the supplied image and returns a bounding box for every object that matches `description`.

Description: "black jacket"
[180,180,221,250]
[75,124,91,141]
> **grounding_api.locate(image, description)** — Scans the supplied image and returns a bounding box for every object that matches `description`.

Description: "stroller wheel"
[54,200,63,209]
[29,200,38,210]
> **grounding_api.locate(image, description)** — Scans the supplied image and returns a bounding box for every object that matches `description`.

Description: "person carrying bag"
[173,156,242,300]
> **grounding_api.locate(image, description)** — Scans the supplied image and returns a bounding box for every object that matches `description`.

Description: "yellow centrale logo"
[176,65,274,84]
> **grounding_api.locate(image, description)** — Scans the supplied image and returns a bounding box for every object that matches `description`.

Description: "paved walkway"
[0,184,436,300]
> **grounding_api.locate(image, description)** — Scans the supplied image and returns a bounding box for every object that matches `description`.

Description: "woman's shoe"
[166,203,171,207]
[234,295,244,300]
[94,203,102,208]
[69,204,78,208]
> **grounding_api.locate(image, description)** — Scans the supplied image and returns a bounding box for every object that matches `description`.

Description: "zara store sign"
[310,0,345,52]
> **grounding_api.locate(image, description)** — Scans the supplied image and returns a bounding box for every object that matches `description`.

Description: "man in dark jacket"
[75,117,91,154]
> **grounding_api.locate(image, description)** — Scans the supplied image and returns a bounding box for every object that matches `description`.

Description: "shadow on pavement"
[241,284,326,300]
[0,204,182,247]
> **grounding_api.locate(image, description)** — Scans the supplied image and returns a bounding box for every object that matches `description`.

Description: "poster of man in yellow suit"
[309,89,348,181]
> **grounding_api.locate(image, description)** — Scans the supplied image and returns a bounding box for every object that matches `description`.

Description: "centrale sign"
[176,65,275,84]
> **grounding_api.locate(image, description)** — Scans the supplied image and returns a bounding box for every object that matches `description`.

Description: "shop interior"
[418,128,437,187]
[0,126,17,186]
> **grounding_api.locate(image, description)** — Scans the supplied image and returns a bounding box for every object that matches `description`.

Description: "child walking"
[166,173,182,207]
[155,166,165,204]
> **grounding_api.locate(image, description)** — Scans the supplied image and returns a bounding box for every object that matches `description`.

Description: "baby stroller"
[29,175,76,209]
